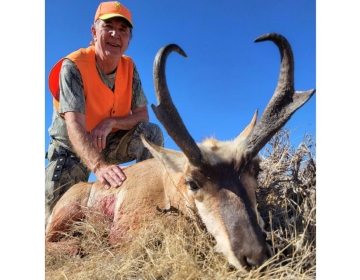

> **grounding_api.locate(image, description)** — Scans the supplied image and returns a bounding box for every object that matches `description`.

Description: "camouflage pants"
[45,121,164,224]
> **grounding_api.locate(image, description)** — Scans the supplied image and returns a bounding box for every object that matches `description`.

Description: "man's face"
[92,17,131,61]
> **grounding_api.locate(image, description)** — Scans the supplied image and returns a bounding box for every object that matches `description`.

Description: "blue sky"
[45,0,316,181]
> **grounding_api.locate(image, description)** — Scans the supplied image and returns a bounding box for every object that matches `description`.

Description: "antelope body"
[45,33,315,273]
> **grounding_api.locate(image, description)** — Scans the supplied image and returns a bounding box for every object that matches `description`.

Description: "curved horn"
[152,44,202,167]
[245,33,316,159]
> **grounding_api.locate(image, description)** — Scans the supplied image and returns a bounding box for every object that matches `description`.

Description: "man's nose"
[110,29,120,39]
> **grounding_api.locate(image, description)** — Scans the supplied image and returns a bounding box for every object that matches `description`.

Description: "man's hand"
[90,119,114,152]
[90,107,149,152]
[94,164,128,189]
[64,112,131,190]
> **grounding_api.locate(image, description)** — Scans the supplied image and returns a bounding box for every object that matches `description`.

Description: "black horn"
[245,33,316,159]
[152,44,203,167]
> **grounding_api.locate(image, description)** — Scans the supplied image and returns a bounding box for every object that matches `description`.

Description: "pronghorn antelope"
[45,33,315,273]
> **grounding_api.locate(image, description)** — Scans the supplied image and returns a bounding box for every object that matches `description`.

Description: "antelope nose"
[246,255,266,268]
[245,247,270,268]
[246,258,258,268]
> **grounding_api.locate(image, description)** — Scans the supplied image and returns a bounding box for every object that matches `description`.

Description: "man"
[45,1,164,223]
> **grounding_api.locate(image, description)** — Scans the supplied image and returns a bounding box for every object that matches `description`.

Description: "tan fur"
[45,127,269,273]
[46,159,191,252]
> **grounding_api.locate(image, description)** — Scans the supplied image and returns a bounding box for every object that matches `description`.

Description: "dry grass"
[45,129,316,280]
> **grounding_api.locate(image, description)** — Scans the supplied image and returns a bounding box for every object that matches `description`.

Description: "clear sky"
[45,0,316,182]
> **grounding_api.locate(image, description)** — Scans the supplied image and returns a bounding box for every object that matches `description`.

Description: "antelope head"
[142,33,315,273]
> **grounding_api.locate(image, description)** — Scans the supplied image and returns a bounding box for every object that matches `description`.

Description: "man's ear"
[91,25,96,42]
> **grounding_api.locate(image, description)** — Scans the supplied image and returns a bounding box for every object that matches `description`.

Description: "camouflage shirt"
[48,58,148,153]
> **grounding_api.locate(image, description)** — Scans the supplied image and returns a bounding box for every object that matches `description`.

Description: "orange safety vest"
[48,46,133,132]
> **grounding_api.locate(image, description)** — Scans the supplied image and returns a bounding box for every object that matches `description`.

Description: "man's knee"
[126,121,164,162]
[102,121,164,164]
[136,121,164,147]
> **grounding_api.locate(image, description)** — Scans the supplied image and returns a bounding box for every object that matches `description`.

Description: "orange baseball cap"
[94,1,133,28]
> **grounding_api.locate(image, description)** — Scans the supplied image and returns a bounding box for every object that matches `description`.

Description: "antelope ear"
[141,134,187,173]
[236,109,258,140]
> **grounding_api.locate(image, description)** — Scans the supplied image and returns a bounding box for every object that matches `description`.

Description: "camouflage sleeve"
[59,59,86,114]
[131,64,149,110]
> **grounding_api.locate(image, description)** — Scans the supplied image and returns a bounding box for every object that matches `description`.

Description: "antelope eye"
[186,180,200,191]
